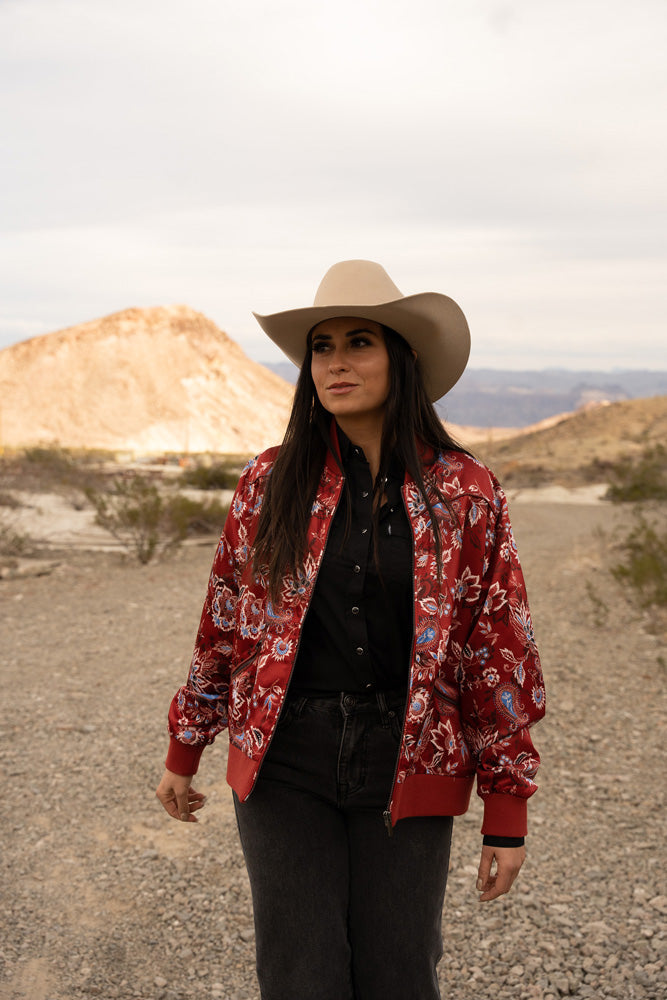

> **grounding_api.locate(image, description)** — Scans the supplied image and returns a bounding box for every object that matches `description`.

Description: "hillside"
[439,368,667,427]
[473,396,667,487]
[0,306,293,454]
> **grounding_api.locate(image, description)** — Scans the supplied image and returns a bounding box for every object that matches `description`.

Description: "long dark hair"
[253,325,469,601]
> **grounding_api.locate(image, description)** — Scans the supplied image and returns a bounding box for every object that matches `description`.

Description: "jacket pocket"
[229,642,263,730]
[231,640,263,678]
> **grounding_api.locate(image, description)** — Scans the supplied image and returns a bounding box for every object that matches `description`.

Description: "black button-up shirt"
[291,433,413,694]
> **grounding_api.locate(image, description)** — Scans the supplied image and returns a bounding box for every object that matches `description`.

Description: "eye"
[311,340,331,354]
[349,335,372,348]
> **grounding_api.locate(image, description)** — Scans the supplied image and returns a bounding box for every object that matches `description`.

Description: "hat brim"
[253,291,470,402]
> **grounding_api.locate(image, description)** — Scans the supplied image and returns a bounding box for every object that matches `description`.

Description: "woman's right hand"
[155,768,206,822]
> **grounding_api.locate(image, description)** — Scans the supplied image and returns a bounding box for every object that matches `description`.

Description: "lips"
[326,382,358,395]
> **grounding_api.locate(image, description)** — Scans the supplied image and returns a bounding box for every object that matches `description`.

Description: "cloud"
[0,0,665,368]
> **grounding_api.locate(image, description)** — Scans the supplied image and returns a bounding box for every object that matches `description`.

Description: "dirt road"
[1,498,665,1000]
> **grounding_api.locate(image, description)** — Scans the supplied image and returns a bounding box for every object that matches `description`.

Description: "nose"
[328,348,349,372]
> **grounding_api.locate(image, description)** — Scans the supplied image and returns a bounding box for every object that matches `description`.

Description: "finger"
[158,795,181,820]
[494,861,517,896]
[155,785,180,819]
[480,873,511,902]
[479,860,521,901]
[185,788,206,815]
[476,849,494,891]
[175,787,192,822]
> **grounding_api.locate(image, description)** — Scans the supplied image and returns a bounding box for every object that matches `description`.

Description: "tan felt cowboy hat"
[253,259,471,401]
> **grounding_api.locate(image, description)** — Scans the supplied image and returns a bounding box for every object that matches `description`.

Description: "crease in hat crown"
[253,258,471,401]
[313,260,404,308]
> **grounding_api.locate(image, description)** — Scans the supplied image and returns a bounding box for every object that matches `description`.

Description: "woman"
[156,260,545,1000]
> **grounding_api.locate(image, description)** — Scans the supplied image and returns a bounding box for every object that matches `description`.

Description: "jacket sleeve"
[457,481,546,837]
[164,462,256,776]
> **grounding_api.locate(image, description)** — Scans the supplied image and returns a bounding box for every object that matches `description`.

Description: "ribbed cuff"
[165,736,204,776]
[480,793,528,837]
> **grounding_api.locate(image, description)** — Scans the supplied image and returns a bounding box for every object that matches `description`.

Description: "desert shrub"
[181,460,243,491]
[611,512,667,608]
[23,446,79,485]
[605,444,667,503]
[0,468,27,557]
[19,446,105,503]
[0,491,21,508]
[85,476,166,564]
[163,494,230,540]
[85,477,229,563]
[0,514,28,557]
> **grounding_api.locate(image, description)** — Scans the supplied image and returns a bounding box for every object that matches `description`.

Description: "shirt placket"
[346,447,377,691]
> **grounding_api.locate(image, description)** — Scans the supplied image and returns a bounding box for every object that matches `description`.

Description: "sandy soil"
[1,497,665,1000]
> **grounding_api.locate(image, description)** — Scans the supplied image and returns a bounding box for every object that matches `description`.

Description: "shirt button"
[356,647,364,656]
[353,564,361,573]
[365,682,375,691]
[361,528,368,535]
[351,606,360,615]
[361,490,369,498]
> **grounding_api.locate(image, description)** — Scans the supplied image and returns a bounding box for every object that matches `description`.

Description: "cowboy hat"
[253,259,470,401]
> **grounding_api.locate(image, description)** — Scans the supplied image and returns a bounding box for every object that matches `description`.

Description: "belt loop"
[376,690,390,727]
[294,695,308,719]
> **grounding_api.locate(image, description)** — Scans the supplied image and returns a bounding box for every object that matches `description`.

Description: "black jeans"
[233,690,453,1000]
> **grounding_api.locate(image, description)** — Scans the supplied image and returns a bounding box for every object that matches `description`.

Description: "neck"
[335,415,383,482]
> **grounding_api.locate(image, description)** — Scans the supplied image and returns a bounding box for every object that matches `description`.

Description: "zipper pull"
[383,810,394,837]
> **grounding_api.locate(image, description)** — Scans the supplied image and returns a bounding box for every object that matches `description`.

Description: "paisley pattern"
[168,442,545,821]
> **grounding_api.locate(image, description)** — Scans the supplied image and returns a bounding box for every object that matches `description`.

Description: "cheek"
[375,361,391,399]
[310,359,328,402]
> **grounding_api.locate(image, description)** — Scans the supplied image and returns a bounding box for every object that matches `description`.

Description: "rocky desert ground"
[1,432,666,1000]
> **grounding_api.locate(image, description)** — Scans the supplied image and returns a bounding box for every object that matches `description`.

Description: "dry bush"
[10,447,107,507]
[605,444,667,503]
[84,475,229,564]
[611,510,667,610]
[0,466,29,558]
[181,458,245,491]
[604,445,667,613]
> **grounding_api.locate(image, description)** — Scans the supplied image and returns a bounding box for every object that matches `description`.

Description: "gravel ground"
[1,499,665,1000]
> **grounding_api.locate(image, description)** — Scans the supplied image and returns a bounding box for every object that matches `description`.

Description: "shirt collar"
[334,423,404,483]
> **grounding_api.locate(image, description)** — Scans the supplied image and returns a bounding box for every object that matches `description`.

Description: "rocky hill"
[0,306,294,454]
[473,395,667,487]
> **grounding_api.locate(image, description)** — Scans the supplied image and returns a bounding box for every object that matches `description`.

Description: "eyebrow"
[311,327,379,343]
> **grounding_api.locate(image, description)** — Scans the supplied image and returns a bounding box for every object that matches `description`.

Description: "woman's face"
[310,316,391,425]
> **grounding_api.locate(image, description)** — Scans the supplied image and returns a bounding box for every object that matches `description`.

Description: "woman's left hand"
[476,845,526,902]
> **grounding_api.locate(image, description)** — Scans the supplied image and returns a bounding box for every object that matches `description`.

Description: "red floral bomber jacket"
[166,442,546,837]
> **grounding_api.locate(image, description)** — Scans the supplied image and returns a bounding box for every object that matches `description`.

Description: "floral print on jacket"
[166,443,545,837]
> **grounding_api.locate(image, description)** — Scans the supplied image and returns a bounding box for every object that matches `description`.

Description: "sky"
[1,0,665,371]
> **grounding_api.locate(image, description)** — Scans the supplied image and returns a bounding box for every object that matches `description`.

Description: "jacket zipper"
[231,640,263,678]
[383,483,417,837]
[247,475,345,794]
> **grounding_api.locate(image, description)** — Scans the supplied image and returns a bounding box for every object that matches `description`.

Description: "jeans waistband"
[286,687,407,723]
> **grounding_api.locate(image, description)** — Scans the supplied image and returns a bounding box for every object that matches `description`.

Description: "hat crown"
[313,260,403,309]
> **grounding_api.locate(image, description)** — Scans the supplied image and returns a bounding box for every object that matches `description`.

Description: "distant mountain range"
[3,301,665,456]
[262,362,667,428]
